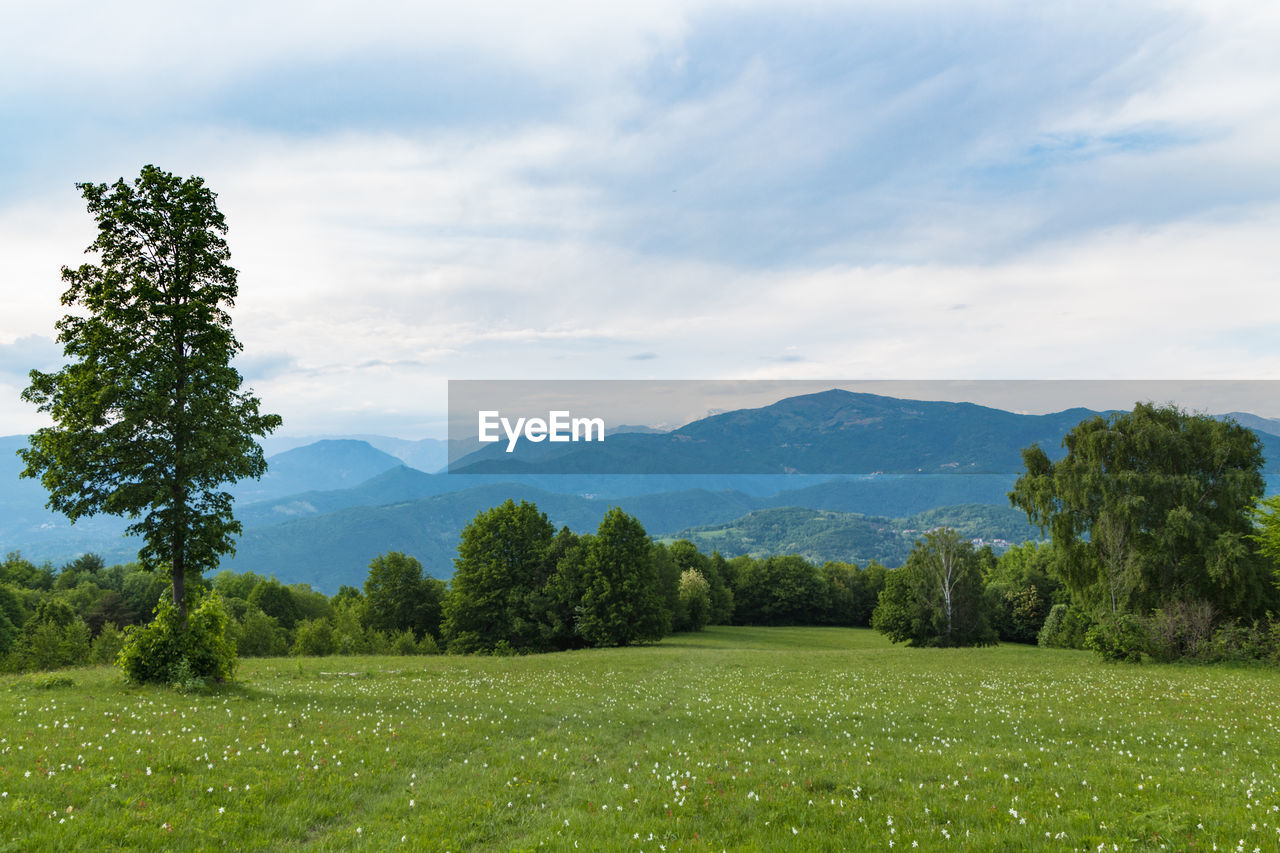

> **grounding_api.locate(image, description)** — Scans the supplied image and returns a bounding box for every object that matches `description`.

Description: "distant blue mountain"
[232,439,404,504]
[450,389,1111,475]
[6,391,1280,573]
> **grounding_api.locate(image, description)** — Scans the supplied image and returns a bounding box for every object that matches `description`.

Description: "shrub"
[291,618,335,657]
[391,629,420,656]
[997,584,1048,645]
[233,608,288,657]
[1145,600,1215,663]
[17,617,91,671]
[1207,621,1270,662]
[417,632,441,655]
[119,590,237,685]
[89,623,127,666]
[1037,604,1094,649]
[1085,615,1147,663]
[364,629,394,655]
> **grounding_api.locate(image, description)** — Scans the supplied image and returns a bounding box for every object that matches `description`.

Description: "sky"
[3,0,1280,438]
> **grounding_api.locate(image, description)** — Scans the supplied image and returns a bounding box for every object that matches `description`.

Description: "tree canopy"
[872,528,995,647]
[20,165,281,619]
[1009,403,1272,619]
[442,499,556,653]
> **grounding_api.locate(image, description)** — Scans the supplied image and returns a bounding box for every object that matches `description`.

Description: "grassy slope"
[0,629,1277,851]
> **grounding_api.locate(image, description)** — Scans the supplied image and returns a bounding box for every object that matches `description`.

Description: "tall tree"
[872,528,994,647]
[363,552,443,640]
[20,166,280,620]
[577,508,667,646]
[443,499,555,652]
[1009,403,1271,619]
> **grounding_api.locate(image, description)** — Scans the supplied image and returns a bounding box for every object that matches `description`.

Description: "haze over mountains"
[5,390,1280,590]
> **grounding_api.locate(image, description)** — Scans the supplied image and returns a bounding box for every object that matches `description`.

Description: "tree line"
[0,499,894,669]
[7,403,1280,675]
[873,403,1280,662]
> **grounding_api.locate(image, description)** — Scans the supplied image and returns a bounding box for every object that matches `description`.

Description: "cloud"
[0,335,62,378]
[3,1,1280,436]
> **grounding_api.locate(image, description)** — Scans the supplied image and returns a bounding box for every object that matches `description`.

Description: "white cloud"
[3,1,1280,436]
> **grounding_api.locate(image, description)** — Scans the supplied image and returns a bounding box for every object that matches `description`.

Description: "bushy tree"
[1250,494,1280,592]
[292,618,335,657]
[539,527,589,650]
[669,541,733,624]
[89,623,127,665]
[1037,603,1093,649]
[676,569,712,632]
[363,552,442,640]
[0,585,25,657]
[119,590,236,685]
[872,529,995,647]
[733,555,825,625]
[248,578,300,631]
[577,508,667,646]
[1011,403,1272,619]
[233,608,287,657]
[1,553,54,591]
[443,500,555,652]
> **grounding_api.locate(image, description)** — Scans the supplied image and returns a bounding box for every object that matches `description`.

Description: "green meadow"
[1,628,1277,852]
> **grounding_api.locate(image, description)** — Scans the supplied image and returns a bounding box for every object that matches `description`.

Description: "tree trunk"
[172,526,186,625]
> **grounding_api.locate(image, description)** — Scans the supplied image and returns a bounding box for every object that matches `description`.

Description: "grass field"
[1,627,1278,851]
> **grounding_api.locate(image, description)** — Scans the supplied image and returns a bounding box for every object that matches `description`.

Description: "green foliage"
[330,599,371,655]
[417,632,441,655]
[1036,604,1092,649]
[13,616,91,671]
[212,569,266,602]
[363,552,442,640]
[19,166,281,618]
[292,618,336,657]
[89,623,127,666]
[1011,403,1272,620]
[0,606,17,659]
[1,552,54,591]
[443,500,556,653]
[120,570,168,622]
[577,508,667,646]
[871,529,995,647]
[119,590,236,685]
[391,629,421,655]
[1085,615,1148,663]
[84,589,137,635]
[0,583,28,634]
[540,528,589,651]
[248,578,300,631]
[287,583,334,624]
[705,551,735,624]
[989,584,1049,645]
[675,569,712,632]
[1143,600,1216,663]
[1250,493,1280,591]
[1206,620,1278,663]
[232,608,288,657]
[733,554,826,625]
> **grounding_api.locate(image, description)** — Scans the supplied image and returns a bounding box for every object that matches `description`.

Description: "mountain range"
[4,390,1279,590]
